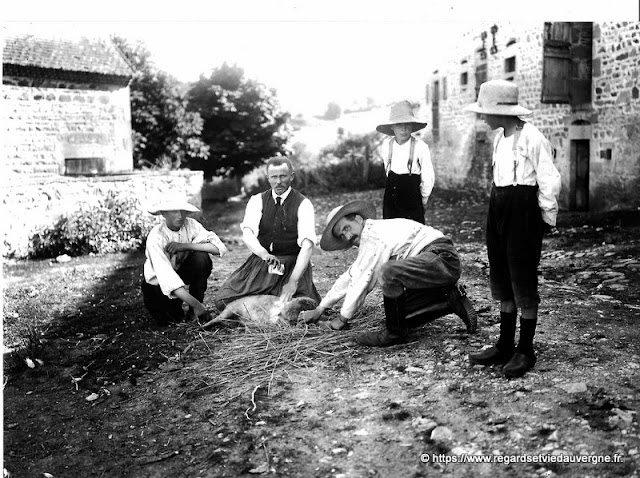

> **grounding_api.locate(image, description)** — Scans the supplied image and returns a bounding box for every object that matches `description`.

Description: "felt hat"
[320,200,377,251]
[376,100,428,136]
[148,196,200,215]
[464,79,532,116]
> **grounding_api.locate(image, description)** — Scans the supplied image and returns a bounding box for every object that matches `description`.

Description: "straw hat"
[148,195,200,215]
[376,100,428,136]
[464,79,532,116]
[320,200,377,251]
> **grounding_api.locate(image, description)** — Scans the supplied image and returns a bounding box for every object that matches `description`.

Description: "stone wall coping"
[1,170,204,189]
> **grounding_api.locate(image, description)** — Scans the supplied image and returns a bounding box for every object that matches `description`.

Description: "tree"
[322,101,342,120]
[185,63,290,179]
[111,36,209,169]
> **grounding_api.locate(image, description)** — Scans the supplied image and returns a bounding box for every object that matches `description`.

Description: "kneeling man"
[300,201,477,346]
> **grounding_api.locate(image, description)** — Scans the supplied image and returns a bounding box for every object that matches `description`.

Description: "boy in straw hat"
[464,79,561,378]
[299,200,477,346]
[142,195,227,325]
[376,100,434,224]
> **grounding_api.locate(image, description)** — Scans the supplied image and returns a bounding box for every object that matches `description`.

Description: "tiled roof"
[3,33,133,77]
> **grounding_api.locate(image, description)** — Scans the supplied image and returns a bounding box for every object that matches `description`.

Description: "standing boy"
[464,80,561,378]
[376,100,435,224]
[142,196,227,325]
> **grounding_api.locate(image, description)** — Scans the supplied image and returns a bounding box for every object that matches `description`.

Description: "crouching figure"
[299,200,478,347]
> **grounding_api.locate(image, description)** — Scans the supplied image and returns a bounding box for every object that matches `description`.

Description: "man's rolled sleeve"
[297,198,317,246]
[239,194,263,236]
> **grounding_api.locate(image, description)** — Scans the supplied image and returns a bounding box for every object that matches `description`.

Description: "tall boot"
[356,296,408,347]
[469,311,516,365]
[446,284,478,333]
[503,317,537,378]
[404,284,477,334]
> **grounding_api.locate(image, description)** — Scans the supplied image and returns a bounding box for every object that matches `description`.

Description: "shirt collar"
[271,187,292,202]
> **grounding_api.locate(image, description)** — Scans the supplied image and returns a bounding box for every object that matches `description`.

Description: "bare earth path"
[3,188,640,477]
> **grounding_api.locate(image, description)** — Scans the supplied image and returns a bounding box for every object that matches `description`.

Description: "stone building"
[2,31,203,258]
[423,21,640,212]
[3,32,135,176]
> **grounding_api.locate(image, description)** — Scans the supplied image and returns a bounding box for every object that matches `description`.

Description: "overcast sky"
[3,0,638,116]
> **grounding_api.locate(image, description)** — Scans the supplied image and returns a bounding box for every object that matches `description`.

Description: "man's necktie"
[271,196,283,252]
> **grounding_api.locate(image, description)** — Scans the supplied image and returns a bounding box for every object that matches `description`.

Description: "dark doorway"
[571,139,590,210]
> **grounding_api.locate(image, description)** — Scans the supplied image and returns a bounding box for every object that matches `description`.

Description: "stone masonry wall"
[2,82,133,176]
[424,21,640,212]
[590,22,640,210]
[1,170,204,258]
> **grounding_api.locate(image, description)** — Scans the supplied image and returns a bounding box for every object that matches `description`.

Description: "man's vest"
[258,189,306,255]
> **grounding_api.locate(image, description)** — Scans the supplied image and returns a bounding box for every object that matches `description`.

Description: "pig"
[201,295,318,329]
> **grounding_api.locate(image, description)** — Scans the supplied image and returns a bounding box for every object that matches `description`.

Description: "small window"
[505,56,516,74]
[443,77,448,100]
[460,72,468,86]
[600,149,612,160]
[504,56,516,81]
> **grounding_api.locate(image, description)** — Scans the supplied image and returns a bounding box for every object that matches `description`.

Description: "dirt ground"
[3,188,640,478]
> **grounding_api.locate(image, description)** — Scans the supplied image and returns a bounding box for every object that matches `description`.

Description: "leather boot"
[469,345,514,365]
[469,311,517,365]
[356,296,408,347]
[405,300,450,329]
[446,284,478,333]
[502,352,536,378]
[384,296,408,336]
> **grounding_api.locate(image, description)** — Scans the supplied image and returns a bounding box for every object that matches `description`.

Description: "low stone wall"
[1,169,204,259]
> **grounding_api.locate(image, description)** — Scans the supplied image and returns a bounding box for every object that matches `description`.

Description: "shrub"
[29,192,160,258]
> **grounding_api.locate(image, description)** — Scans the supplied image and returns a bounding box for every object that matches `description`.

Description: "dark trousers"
[379,237,461,320]
[383,171,425,224]
[141,251,212,323]
[486,185,543,308]
[379,237,461,298]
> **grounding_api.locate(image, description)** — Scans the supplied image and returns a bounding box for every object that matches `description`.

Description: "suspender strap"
[387,137,418,175]
[511,124,523,184]
[407,137,416,174]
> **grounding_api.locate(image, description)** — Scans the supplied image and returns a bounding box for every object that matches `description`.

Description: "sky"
[3,0,638,116]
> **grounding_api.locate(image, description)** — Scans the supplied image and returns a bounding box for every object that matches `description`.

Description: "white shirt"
[143,217,227,298]
[319,218,444,319]
[382,136,435,209]
[240,187,317,247]
[492,122,562,226]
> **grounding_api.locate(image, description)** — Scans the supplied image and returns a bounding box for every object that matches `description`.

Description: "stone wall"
[590,22,640,210]
[424,21,640,211]
[2,82,133,176]
[1,170,204,259]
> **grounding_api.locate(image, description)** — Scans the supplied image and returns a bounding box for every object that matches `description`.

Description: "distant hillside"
[291,106,387,154]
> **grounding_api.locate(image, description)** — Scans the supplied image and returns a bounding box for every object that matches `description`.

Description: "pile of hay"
[189,318,373,401]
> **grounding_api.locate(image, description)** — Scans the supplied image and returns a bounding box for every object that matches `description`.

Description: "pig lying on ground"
[201,295,317,329]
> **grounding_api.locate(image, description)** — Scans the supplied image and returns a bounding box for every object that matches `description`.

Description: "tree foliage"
[185,63,290,179]
[111,36,209,169]
[322,101,342,120]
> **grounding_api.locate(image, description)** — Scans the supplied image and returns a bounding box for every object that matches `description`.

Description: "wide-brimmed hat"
[376,100,428,136]
[320,200,377,251]
[464,79,532,116]
[148,196,200,215]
